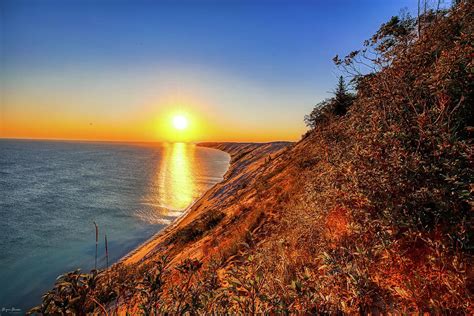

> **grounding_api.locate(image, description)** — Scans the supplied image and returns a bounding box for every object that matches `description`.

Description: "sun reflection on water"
[137,142,227,225]
[158,142,196,211]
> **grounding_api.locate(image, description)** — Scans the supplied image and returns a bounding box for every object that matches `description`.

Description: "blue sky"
[1,0,419,141]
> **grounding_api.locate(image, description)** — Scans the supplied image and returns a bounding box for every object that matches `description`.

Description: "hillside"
[120,141,292,266]
[30,2,472,314]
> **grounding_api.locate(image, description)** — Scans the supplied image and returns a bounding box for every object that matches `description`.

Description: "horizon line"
[0,136,297,144]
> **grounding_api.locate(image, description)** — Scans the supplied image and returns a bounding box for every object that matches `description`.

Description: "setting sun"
[155,109,202,142]
[172,115,188,130]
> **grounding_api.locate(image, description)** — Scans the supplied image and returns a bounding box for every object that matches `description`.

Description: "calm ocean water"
[0,139,229,312]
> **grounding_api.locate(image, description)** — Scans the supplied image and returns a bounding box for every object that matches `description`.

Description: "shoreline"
[117,145,233,265]
[116,141,292,266]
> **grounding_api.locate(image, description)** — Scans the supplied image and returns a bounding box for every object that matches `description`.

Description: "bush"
[168,209,225,245]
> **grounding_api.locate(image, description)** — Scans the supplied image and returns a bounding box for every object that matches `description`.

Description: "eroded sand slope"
[121,141,292,267]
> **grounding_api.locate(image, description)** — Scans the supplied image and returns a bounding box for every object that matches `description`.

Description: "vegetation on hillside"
[304,76,355,129]
[30,1,473,314]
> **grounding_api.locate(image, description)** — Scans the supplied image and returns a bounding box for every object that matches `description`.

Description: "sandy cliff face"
[120,141,292,268]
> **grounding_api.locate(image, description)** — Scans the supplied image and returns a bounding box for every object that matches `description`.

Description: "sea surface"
[0,139,230,313]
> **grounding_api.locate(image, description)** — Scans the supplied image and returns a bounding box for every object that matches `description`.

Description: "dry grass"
[167,209,225,245]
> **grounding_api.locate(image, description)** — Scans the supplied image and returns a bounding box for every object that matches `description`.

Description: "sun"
[172,115,188,130]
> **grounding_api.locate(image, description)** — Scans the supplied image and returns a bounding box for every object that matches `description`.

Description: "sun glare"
[172,115,188,130]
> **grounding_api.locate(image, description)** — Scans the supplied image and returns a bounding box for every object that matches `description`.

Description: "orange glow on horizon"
[1,62,308,143]
[1,100,304,143]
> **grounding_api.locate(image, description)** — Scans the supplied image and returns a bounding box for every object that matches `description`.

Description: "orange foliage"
[325,206,350,244]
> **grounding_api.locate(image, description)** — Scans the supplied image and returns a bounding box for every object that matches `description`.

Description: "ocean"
[0,139,230,313]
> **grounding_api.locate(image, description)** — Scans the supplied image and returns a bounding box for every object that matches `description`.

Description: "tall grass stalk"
[105,233,109,269]
[93,222,98,270]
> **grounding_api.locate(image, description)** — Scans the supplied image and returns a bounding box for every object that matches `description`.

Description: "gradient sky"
[1,0,419,142]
